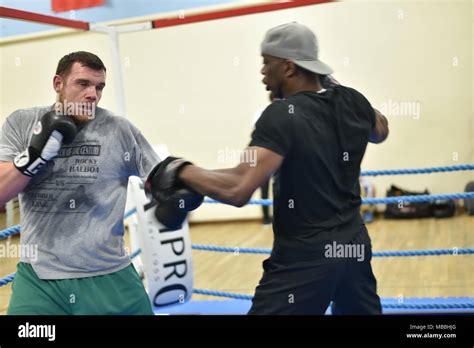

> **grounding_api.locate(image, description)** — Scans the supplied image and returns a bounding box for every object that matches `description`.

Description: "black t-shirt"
[249,85,375,262]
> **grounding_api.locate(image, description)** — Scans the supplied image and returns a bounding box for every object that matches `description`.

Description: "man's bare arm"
[179,147,283,207]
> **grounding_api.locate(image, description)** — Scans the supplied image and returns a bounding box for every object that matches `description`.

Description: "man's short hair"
[56,51,106,79]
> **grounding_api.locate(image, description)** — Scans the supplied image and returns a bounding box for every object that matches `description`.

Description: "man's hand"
[14,111,77,177]
[145,157,204,229]
[145,157,192,203]
[369,109,389,144]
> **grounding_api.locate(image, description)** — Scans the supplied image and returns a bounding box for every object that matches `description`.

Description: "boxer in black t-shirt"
[148,22,389,314]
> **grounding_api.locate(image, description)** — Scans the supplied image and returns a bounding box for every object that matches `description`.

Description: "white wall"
[0,31,115,118]
[1,0,473,221]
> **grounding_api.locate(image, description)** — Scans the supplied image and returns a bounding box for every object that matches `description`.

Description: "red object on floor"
[52,0,104,13]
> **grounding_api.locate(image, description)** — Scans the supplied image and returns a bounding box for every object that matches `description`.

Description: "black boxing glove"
[14,111,77,177]
[145,157,204,229]
[145,157,191,203]
[153,187,204,230]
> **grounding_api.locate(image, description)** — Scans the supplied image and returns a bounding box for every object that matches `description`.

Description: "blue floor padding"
[154,298,474,315]
[154,299,252,315]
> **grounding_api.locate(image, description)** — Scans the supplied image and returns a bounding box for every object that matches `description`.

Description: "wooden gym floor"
[1,211,473,314]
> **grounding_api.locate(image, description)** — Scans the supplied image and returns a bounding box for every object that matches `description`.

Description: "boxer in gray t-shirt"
[0,51,159,315]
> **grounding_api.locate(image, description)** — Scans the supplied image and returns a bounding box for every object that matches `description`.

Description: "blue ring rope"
[205,192,474,206]
[3,192,474,240]
[360,164,474,177]
[4,244,470,287]
[191,244,474,257]
[192,289,474,309]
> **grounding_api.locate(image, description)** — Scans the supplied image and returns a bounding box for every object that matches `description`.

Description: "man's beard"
[57,91,95,124]
[273,85,284,100]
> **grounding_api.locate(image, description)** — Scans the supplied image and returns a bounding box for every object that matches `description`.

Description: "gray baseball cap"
[261,22,333,75]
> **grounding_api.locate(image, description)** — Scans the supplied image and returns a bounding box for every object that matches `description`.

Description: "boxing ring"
[1,163,474,315]
[1,0,473,316]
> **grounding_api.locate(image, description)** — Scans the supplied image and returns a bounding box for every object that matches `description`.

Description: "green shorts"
[7,262,154,315]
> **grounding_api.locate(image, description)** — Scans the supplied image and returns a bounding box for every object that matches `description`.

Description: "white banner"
[127,176,194,308]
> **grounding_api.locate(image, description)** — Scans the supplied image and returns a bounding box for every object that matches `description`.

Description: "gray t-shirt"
[0,106,160,279]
